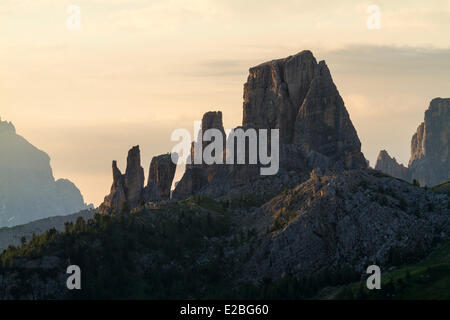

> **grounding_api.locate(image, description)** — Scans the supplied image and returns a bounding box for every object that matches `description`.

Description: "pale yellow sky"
[1,0,449,205]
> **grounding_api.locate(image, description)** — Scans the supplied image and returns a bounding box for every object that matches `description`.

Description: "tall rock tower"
[99,146,177,214]
[242,50,367,169]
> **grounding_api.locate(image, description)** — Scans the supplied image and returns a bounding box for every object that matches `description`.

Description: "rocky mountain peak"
[172,111,226,200]
[243,50,317,143]
[112,160,122,184]
[124,145,145,206]
[147,153,177,199]
[108,50,369,204]
[100,146,144,214]
[243,50,366,170]
[171,50,368,200]
[202,111,224,133]
[100,148,177,214]
[376,98,449,186]
[0,118,16,135]
[190,110,226,164]
[374,150,410,181]
[408,98,449,186]
[409,98,449,166]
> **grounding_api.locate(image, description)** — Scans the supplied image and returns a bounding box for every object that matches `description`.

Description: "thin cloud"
[323,45,450,77]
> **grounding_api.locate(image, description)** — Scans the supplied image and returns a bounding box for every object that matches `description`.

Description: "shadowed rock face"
[192,111,226,165]
[103,51,368,203]
[243,50,317,144]
[375,150,410,181]
[375,98,449,186]
[99,161,127,214]
[100,146,145,214]
[125,146,145,207]
[201,111,226,144]
[0,119,88,227]
[293,61,366,168]
[172,51,367,200]
[243,51,366,170]
[173,167,209,200]
[147,154,177,199]
[172,111,225,200]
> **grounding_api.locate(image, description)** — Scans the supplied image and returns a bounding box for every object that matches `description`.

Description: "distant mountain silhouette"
[0,118,89,227]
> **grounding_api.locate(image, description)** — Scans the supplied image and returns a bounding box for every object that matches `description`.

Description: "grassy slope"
[319,240,450,300]
[433,180,450,196]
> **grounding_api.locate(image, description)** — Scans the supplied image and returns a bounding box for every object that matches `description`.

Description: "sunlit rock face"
[0,119,88,227]
[100,147,178,214]
[408,98,450,186]
[147,153,177,199]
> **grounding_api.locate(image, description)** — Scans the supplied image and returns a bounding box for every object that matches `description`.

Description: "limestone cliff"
[244,169,450,281]
[409,98,449,186]
[147,153,177,199]
[243,50,367,169]
[172,111,226,199]
[375,98,449,186]
[124,146,145,207]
